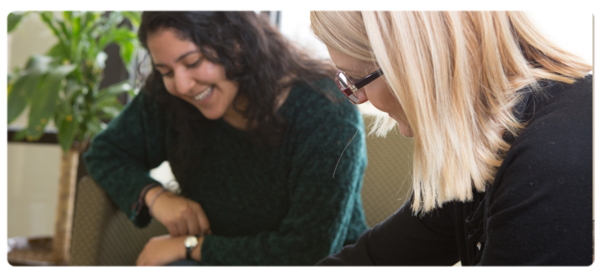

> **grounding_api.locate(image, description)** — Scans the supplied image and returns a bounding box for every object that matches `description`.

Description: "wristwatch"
[184,235,200,260]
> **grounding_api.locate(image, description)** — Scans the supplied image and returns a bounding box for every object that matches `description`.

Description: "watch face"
[185,236,198,248]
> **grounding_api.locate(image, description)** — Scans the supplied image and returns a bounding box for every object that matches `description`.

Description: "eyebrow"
[154,50,201,68]
[334,64,352,73]
[335,64,369,77]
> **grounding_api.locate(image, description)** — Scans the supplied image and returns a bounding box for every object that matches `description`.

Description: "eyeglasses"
[335,69,384,104]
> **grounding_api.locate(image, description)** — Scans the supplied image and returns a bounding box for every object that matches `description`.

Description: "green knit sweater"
[83,79,368,265]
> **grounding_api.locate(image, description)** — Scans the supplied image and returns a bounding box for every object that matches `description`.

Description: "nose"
[173,70,196,96]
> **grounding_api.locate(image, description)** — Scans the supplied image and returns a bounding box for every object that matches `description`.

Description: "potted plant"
[7,11,141,264]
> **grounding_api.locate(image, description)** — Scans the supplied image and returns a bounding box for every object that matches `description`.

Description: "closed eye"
[159,58,204,77]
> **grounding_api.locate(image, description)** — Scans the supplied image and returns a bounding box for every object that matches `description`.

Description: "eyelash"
[159,58,204,77]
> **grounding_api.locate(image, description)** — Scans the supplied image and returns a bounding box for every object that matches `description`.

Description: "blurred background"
[6,10,593,241]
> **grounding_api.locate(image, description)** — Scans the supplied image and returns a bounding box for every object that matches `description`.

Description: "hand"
[146,188,211,237]
[136,234,187,266]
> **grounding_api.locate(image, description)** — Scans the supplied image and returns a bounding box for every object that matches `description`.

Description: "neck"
[222,97,249,130]
[222,78,293,131]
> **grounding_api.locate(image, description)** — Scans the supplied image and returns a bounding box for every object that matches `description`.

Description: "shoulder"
[491,75,592,220]
[480,77,593,265]
[510,75,592,171]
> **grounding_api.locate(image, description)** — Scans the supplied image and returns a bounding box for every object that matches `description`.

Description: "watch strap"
[185,235,201,260]
[186,245,193,260]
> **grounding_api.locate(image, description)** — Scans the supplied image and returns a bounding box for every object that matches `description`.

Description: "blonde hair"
[311,11,591,214]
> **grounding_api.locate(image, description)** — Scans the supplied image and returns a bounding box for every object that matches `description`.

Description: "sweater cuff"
[130,181,162,227]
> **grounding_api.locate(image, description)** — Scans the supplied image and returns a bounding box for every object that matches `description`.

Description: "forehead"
[146,28,199,64]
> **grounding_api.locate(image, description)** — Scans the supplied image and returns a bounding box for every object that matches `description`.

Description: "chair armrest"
[70,176,168,265]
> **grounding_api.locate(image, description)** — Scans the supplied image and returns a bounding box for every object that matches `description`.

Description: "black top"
[317,75,593,266]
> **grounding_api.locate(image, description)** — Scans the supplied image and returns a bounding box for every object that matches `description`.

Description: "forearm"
[144,185,166,209]
[191,236,204,262]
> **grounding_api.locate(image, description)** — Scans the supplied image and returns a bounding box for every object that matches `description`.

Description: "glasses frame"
[335,68,384,104]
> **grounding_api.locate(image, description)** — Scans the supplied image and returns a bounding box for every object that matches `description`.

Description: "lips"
[194,86,213,101]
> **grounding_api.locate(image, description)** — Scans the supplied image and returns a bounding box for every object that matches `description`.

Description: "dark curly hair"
[137,12,338,191]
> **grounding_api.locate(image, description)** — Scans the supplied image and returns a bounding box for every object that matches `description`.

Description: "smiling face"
[326,46,413,137]
[146,28,240,121]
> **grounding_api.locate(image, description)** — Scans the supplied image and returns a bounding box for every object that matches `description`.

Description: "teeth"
[194,86,213,101]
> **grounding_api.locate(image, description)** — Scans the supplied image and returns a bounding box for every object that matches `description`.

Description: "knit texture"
[83,79,369,265]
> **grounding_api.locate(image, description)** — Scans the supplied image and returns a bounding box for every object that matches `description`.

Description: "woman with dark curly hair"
[83,11,368,266]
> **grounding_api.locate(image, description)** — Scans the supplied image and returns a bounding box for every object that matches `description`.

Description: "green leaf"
[85,8,106,16]
[92,93,121,110]
[26,64,77,138]
[24,55,53,72]
[96,80,131,100]
[121,11,141,28]
[39,12,70,56]
[8,12,28,33]
[45,43,66,58]
[113,28,137,42]
[7,70,46,124]
[63,11,73,22]
[99,27,136,51]
[85,119,103,138]
[64,79,83,101]
[95,51,108,69]
[100,106,121,119]
[12,128,28,141]
[57,19,71,40]
[8,55,57,124]
[8,75,31,124]
[119,41,135,66]
[57,114,79,152]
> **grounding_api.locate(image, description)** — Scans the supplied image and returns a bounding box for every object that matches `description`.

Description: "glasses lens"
[347,93,359,103]
[336,72,351,89]
[335,72,359,104]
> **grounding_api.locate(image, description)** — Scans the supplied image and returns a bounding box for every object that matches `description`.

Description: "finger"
[176,219,188,237]
[167,222,179,237]
[195,206,210,235]
[186,215,200,236]
[136,249,146,266]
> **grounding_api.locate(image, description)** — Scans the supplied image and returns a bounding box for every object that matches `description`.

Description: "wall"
[6,13,175,238]
[7,13,60,238]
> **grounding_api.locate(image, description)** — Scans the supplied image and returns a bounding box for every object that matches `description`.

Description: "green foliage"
[7,11,141,152]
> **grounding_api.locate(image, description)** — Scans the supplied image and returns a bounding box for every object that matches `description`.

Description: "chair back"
[360,115,414,227]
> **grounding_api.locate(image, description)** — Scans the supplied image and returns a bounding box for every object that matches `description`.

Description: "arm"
[83,92,167,227]
[317,197,460,265]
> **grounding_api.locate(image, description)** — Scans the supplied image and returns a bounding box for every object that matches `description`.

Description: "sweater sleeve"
[317,197,460,265]
[200,92,368,265]
[83,92,167,227]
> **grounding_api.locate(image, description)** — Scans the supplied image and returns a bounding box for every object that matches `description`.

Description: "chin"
[398,123,413,138]
[197,108,224,120]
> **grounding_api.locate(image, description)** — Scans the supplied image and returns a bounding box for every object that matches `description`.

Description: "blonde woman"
[310,11,592,265]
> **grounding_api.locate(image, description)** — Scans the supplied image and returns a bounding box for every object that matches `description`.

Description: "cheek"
[162,79,178,96]
[201,61,225,81]
[368,83,399,112]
